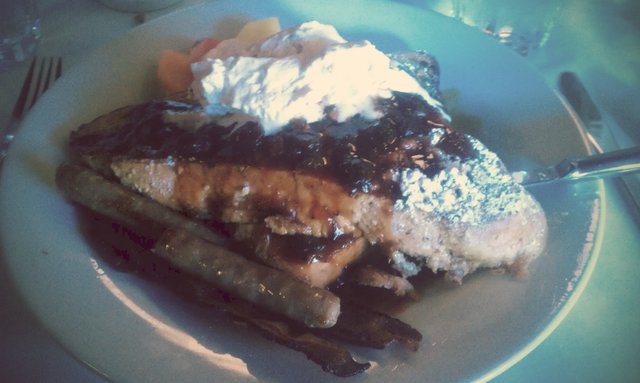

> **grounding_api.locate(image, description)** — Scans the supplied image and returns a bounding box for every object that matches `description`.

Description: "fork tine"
[2,56,62,165]
[29,57,48,109]
[11,56,37,119]
[54,57,62,80]
[11,56,62,120]
[43,57,55,92]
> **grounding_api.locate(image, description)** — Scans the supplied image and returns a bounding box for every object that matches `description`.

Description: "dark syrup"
[70,92,476,199]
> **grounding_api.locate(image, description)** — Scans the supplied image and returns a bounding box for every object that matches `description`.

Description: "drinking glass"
[0,0,40,71]
[426,0,563,55]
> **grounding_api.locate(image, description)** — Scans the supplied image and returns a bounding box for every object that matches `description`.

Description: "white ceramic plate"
[0,1,603,382]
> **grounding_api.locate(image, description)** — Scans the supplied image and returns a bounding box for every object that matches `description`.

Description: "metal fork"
[12,56,63,119]
[1,56,62,166]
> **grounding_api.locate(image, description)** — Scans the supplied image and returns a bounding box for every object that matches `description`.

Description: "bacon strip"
[194,287,371,377]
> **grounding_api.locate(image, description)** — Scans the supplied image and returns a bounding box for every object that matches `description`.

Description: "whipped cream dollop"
[191,21,443,134]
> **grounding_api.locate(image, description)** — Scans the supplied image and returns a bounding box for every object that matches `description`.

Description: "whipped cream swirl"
[191,21,443,133]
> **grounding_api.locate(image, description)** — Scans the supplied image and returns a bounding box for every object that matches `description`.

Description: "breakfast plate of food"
[0,1,603,382]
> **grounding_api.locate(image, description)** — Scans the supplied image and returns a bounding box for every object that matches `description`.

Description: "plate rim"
[0,1,604,382]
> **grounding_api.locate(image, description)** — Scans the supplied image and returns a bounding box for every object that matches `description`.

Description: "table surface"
[1,0,639,382]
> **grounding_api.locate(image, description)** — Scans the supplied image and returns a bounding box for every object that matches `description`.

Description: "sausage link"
[154,228,340,328]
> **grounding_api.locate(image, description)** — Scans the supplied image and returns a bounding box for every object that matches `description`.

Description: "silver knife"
[516,146,640,185]
[558,71,640,213]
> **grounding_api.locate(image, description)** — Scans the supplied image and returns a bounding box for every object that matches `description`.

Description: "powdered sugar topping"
[395,134,536,226]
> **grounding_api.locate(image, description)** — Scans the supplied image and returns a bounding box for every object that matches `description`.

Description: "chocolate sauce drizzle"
[70,92,476,199]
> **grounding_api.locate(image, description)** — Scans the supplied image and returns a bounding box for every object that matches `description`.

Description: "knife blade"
[559,71,619,152]
[516,146,640,185]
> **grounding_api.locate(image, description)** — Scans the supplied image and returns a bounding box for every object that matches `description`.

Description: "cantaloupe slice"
[236,17,281,44]
[157,17,281,93]
[157,50,193,94]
